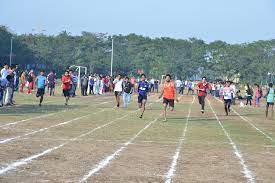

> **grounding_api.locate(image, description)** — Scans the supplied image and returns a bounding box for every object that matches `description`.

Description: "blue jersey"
[37,75,46,89]
[138,81,149,96]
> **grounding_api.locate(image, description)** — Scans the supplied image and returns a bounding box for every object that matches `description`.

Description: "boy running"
[137,74,150,118]
[196,77,210,114]
[159,74,179,122]
[61,70,72,105]
[123,76,134,108]
[113,74,123,108]
[223,81,234,116]
[35,70,47,106]
[265,83,274,119]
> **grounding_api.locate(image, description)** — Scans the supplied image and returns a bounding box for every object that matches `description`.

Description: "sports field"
[0,92,274,183]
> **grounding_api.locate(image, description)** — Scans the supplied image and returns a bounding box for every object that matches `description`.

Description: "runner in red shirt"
[61,70,72,105]
[196,77,210,114]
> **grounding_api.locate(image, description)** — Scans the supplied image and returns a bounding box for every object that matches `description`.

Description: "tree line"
[0,25,274,84]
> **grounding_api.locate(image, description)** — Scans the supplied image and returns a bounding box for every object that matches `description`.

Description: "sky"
[0,0,274,43]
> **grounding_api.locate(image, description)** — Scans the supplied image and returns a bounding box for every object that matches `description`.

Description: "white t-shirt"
[176,80,182,88]
[114,79,123,92]
[223,86,233,99]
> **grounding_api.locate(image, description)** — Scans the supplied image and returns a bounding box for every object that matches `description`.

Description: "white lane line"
[213,97,274,142]
[164,96,195,183]
[0,113,57,128]
[0,109,106,144]
[233,109,274,142]
[0,101,110,129]
[79,115,160,183]
[0,110,136,175]
[0,144,65,175]
[0,99,157,175]
[208,99,255,183]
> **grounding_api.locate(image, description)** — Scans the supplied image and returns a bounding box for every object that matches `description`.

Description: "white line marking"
[0,109,105,144]
[79,116,160,183]
[0,101,110,129]
[232,110,274,142]
[0,144,65,175]
[208,99,255,183]
[164,96,194,183]
[213,97,274,142]
[0,113,57,128]
[0,106,144,175]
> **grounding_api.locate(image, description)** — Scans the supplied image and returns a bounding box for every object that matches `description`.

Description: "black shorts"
[36,88,45,97]
[63,89,70,97]
[115,91,122,97]
[138,95,147,103]
[267,102,274,107]
[163,98,174,107]
[224,99,232,105]
[48,83,55,88]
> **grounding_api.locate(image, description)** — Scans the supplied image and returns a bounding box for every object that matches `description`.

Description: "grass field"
[0,89,274,183]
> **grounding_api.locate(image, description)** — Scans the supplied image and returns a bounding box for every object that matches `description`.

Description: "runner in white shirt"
[223,81,234,116]
[175,79,182,94]
[113,74,123,108]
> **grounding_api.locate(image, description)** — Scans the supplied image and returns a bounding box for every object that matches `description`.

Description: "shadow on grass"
[0,104,84,115]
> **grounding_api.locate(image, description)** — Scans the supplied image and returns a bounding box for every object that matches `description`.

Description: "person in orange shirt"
[159,74,179,122]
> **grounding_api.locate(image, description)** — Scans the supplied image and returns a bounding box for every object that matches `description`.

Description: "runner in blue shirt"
[35,70,47,106]
[137,74,150,118]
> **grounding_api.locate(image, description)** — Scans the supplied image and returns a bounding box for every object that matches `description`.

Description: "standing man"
[159,74,179,122]
[4,74,13,106]
[150,78,155,92]
[10,65,17,105]
[265,83,274,119]
[35,70,47,106]
[0,73,4,107]
[1,63,9,105]
[137,74,150,118]
[69,70,78,97]
[62,70,72,105]
[89,74,94,95]
[113,74,123,108]
[175,78,182,94]
[47,70,56,96]
[196,77,210,114]
[27,70,35,94]
[123,76,134,108]
[187,81,193,95]
[81,74,89,96]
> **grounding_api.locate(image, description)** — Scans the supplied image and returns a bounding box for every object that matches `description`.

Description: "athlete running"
[35,70,47,106]
[265,83,274,119]
[196,77,210,114]
[137,74,150,118]
[159,74,179,122]
[61,70,72,105]
[113,74,123,108]
[223,81,234,116]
